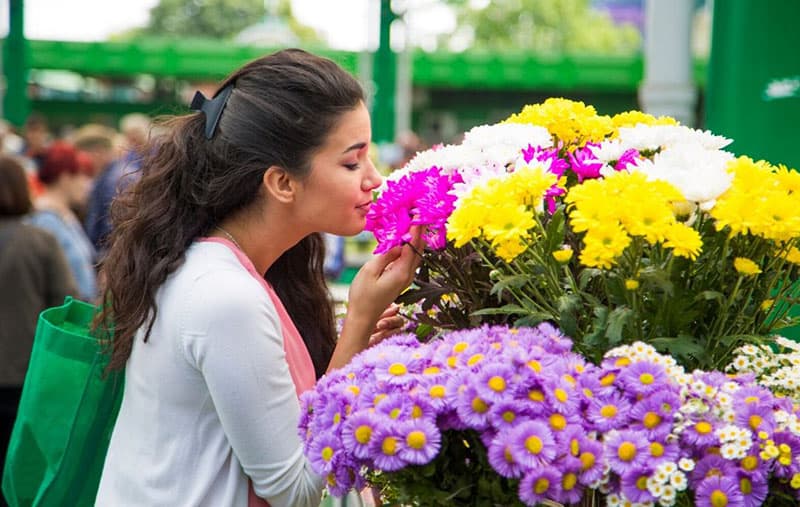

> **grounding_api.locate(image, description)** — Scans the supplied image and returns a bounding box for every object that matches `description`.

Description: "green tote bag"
[2,297,123,507]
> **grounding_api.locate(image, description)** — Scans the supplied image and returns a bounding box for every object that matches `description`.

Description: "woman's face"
[294,102,382,236]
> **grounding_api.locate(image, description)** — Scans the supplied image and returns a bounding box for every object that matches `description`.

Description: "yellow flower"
[663,223,703,260]
[625,279,640,290]
[552,249,574,263]
[507,163,560,209]
[482,203,536,247]
[611,110,679,129]
[784,246,800,265]
[494,239,528,262]
[503,97,613,146]
[733,257,762,276]
[760,299,774,312]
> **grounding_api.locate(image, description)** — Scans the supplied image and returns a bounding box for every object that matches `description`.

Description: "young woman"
[95,49,422,507]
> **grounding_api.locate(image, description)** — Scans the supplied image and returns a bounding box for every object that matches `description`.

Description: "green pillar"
[3,0,29,127]
[372,0,397,144]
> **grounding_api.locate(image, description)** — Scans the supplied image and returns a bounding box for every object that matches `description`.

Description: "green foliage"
[442,0,641,54]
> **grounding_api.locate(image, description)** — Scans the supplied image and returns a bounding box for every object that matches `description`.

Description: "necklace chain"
[216,225,242,251]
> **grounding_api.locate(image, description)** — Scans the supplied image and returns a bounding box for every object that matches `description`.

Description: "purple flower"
[488,400,529,430]
[369,425,407,471]
[509,420,557,470]
[397,418,441,465]
[733,385,775,409]
[738,471,768,507]
[324,464,360,498]
[586,392,632,432]
[771,431,800,479]
[308,431,345,475]
[475,363,516,402]
[646,439,681,465]
[629,392,679,440]
[455,384,492,430]
[488,431,525,479]
[617,360,668,398]
[695,475,743,507]
[544,378,582,415]
[681,418,719,449]
[734,401,775,435]
[604,429,651,476]
[341,411,381,460]
[575,438,605,485]
[691,454,738,484]
[568,143,604,182]
[619,468,656,504]
[519,467,562,506]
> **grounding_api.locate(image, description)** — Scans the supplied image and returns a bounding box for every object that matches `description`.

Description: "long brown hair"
[97,49,364,378]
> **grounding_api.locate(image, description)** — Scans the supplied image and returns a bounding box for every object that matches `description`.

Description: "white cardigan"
[96,242,324,506]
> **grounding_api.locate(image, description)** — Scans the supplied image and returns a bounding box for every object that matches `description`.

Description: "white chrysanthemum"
[678,458,695,472]
[629,143,734,208]
[668,471,687,491]
[587,139,635,163]
[462,123,553,163]
[618,125,732,152]
[775,336,800,352]
[388,143,483,181]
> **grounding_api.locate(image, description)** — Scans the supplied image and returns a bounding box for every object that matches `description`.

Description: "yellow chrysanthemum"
[733,257,762,276]
[482,203,536,248]
[610,110,679,129]
[503,97,614,146]
[507,163,560,208]
[494,239,528,262]
[663,223,703,260]
[784,246,800,265]
[579,224,631,269]
[552,249,574,263]
[447,197,485,247]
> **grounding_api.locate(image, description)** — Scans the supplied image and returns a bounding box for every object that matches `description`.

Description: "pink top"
[200,238,316,506]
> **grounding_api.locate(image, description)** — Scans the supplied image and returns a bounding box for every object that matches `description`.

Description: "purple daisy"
[508,420,557,470]
[628,392,679,440]
[475,363,517,403]
[738,471,769,507]
[604,429,651,476]
[369,425,407,472]
[488,399,530,431]
[544,378,582,415]
[681,418,719,449]
[770,431,800,479]
[586,392,632,432]
[307,431,345,475]
[455,384,493,430]
[691,454,738,484]
[695,475,743,507]
[617,360,668,398]
[734,401,776,435]
[519,466,562,506]
[619,468,656,504]
[341,411,382,460]
[488,430,525,479]
[397,418,442,465]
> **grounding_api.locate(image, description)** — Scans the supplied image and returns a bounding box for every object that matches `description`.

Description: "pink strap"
[198,238,316,506]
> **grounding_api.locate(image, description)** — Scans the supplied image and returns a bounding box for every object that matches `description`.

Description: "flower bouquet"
[365,98,800,370]
[300,323,800,506]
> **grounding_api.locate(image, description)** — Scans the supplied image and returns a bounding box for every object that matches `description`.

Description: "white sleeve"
[180,270,324,507]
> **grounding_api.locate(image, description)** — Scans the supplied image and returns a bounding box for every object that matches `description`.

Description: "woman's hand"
[368,304,405,347]
[326,227,423,372]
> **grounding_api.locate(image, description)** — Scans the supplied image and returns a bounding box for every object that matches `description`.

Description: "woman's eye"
[344,163,360,170]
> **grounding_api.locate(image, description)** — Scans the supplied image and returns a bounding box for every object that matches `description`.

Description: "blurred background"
[0,0,798,285]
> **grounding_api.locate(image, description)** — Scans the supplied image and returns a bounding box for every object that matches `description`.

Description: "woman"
[95,49,421,507]
[28,141,97,301]
[0,155,77,477]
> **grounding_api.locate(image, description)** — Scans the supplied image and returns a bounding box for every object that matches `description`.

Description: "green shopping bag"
[2,297,123,507]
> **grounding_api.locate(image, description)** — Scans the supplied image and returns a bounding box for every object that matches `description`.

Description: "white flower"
[678,457,695,471]
[618,124,732,152]
[629,143,734,208]
[669,471,687,491]
[462,123,553,166]
[775,336,800,352]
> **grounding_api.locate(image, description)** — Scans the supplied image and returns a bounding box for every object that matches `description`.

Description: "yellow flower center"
[749,415,763,430]
[389,408,401,419]
[406,430,427,450]
[563,374,577,386]
[429,385,446,398]
[411,405,423,418]
[643,412,661,429]
[471,397,489,414]
[525,436,544,455]
[600,404,618,418]
[600,373,616,386]
[554,388,569,403]
[570,439,580,456]
[502,410,516,423]
[615,357,631,367]
[650,442,665,457]
[529,389,545,402]
[423,366,440,375]
[453,341,469,354]
[710,490,729,507]
[447,356,458,368]
[740,477,752,495]
[741,456,758,471]
[467,353,484,366]
[354,425,372,444]
[488,376,506,392]
[549,413,567,431]
[639,373,655,385]
[562,473,577,491]
[504,447,514,463]
[583,388,594,398]
[382,437,397,456]
[580,451,596,470]
[373,394,387,406]
[636,476,648,491]
[618,441,637,462]
[745,396,759,404]
[347,385,360,396]
[388,363,407,376]
[527,359,542,372]
[333,413,341,425]
[696,421,713,435]
[534,478,550,495]
[321,446,334,461]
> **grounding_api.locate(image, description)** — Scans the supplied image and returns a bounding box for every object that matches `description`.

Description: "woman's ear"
[262,165,296,203]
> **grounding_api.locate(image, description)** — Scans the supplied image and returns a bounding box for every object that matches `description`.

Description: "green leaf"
[606,306,634,345]
[544,206,566,253]
[578,268,603,290]
[471,304,527,316]
[490,274,531,297]
[650,335,705,362]
[639,265,674,296]
[556,294,581,337]
[695,290,725,302]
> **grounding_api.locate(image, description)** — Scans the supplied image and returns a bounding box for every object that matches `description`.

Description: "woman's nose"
[363,160,383,191]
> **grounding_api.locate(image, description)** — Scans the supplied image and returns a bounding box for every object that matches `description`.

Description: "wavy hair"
[97,49,364,378]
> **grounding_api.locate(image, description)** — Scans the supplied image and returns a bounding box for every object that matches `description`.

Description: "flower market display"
[300,98,800,505]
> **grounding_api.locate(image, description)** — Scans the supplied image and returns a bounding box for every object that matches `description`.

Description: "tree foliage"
[441,0,641,54]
